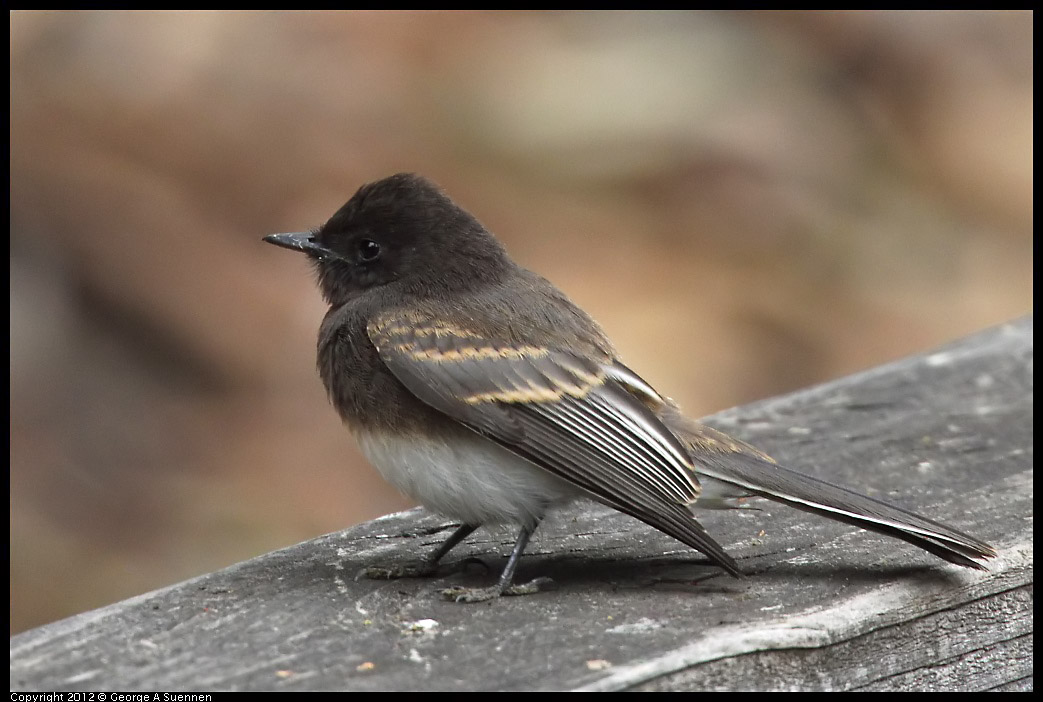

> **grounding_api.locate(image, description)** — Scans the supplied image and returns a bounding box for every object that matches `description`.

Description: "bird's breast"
[316,302,442,434]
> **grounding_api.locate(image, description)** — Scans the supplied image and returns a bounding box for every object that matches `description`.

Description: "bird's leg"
[441,523,554,603]
[361,523,477,580]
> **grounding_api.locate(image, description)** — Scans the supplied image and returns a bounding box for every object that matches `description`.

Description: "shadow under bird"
[264,173,996,602]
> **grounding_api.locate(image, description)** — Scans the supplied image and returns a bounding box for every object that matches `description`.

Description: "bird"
[263,173,996,602]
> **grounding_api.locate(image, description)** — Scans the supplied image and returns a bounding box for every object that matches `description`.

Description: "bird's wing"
[367,310,741,576]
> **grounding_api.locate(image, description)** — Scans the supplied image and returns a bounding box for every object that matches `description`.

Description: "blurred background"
[9,10,1032,634]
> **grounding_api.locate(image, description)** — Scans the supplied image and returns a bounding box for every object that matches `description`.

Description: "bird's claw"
[357,563,437,581]
[440,576,556,603]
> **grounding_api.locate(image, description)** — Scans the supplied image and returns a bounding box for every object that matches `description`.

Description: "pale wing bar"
[368,313,741,575]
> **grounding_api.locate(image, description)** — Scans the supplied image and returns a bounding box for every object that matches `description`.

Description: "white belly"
[355,429,580,527]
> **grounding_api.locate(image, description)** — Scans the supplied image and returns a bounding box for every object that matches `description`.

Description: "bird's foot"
[357,562,438,581]
[440,577,556,603]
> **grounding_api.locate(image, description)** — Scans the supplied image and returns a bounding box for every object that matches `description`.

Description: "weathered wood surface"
[10,317,1033,692]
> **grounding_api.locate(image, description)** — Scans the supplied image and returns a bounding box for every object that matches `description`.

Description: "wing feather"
[368,310,741,575]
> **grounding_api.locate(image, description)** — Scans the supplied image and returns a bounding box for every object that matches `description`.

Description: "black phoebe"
[264,173,996,602]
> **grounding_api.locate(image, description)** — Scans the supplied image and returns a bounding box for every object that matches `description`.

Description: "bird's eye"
[358,239,381,263]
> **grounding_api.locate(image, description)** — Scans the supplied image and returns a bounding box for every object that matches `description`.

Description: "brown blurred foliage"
[9,11,1032,633]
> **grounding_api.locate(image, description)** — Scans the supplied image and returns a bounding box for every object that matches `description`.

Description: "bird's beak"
[262,231,334,259]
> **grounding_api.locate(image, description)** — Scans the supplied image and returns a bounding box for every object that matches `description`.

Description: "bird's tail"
[662,410,997,570]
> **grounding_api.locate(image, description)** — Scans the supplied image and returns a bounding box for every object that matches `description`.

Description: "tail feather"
[664,412,997,569]
[700,456,996,569]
